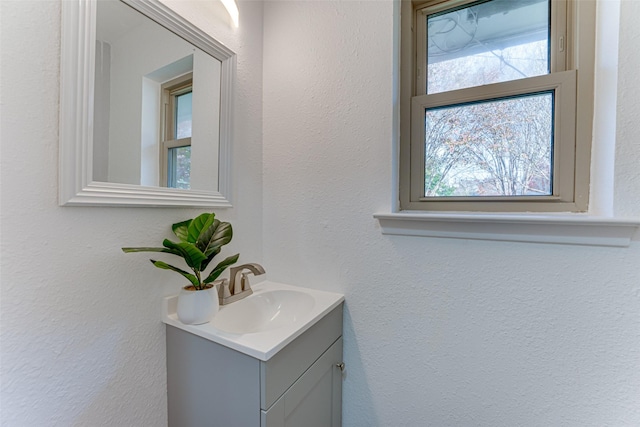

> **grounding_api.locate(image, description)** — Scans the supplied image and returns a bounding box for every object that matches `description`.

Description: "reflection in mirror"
[94,0,221,191]
[59,0,235,207]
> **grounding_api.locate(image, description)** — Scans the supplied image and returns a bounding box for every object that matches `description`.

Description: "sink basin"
[211,289,315,334]
[162,281,344,360]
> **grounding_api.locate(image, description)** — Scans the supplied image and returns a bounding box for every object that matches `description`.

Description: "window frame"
[399,0,596,212]
[160,73,193,189]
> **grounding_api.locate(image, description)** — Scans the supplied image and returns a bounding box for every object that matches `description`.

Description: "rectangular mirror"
[59,0,235,207]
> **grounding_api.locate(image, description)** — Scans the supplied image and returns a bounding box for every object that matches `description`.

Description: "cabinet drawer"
[260,303,343,410]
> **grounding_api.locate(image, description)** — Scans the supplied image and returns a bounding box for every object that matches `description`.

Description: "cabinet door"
[166,326,261,427]
[262,337,343,427]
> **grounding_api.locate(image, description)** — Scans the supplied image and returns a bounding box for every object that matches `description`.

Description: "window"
[400,0,595,212]
[160,73,193,189]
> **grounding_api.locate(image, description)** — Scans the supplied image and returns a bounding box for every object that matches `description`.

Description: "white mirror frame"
[59,0,235,207]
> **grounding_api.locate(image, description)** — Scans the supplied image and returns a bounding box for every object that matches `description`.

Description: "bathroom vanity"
[162,282,345,427]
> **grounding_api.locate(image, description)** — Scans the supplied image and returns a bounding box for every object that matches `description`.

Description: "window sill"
[374,212,640,247]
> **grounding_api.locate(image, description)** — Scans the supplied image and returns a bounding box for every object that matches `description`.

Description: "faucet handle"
[240,272,251,292]
[216,278,230,300]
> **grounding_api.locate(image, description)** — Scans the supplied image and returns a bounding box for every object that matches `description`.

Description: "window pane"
[424,92,553,197]
[168,146,191,189]
[175,92,192,139]
[427,0,550,94]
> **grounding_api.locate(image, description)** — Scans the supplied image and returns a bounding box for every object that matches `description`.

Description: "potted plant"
[122,212,239,325]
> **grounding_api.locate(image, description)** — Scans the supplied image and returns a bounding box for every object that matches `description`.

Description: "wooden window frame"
[399,0,596,212]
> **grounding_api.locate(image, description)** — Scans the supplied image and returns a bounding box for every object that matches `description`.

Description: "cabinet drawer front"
[262,337,343,427]
[261,303,343,410]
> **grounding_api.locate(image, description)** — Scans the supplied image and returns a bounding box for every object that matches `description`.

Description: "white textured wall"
[0,0,263,425]
[615,0,640,217]
[263,1,640,426]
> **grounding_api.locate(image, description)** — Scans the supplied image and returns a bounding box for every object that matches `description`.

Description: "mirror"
[59,0,235,207]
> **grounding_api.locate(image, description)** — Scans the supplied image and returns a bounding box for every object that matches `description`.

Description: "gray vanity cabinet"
[166,303,343,427]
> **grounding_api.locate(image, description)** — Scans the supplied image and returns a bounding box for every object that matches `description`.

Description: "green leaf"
[198,220,233,272]
[162,239,207,271]
[150,260,199,287]
[172,219,192,243]
[199,247,221,272]
[122,246,181,256]
[187,213,215,244]
[196,219,218,253]
[200,220,233,258]
[203,253,240,284]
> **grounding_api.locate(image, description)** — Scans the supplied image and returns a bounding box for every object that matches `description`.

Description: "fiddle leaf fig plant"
[122,212,239,290]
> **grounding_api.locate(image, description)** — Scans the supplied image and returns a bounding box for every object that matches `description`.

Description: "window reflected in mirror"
[161,73,193,189]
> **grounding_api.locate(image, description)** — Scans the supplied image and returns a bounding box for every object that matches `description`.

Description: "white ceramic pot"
[176,284,219,325]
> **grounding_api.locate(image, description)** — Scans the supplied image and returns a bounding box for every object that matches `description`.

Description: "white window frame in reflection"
[160,73,193,189]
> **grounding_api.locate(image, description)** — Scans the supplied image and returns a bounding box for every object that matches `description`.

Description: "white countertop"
[162,281,344,361]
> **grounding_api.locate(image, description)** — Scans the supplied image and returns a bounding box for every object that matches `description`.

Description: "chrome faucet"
[218,263,266,305]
